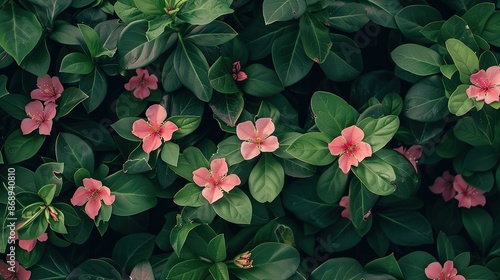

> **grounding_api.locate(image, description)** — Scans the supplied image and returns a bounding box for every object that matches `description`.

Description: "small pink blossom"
[466,66,500,104]
[70,178,116,220]
[424,261,465,280]
[328,125,372,174]
[20,100,57,135]
[339,196,350,220]
[394,145,423,172]
[124,68,158,99]
[192,158,241,204]
[453,174,486,208]
[232,61,247,82]
[30,74,64,104]
[429,171,456,202]
[0,259,31,280]
[15,223,48,252]
[132,104,178,154]
[236,118,279,160]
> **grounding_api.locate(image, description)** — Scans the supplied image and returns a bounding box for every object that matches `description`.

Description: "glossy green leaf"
[242,63,283,97]
[263,0,306,25]
[462,207,493,252]
[112,233,156,272]
[55,132,94,180]
[177,0,233,26]
[208,92,244,127]
[363,0,402,29]
[209,263,229,280]
[286,132,335,166]
[240,18,294,60]
[448,84,474,116]
[175,37,212,101]
[208,56,239,94]
[404,75,448,122]
[59,52,94,74]
[311,91,359,138]
[111,117,142,142]
[437,232,455,263]
[185,21,237,47]
[398,251,436,280]
[349,178,377,236]
[299,11,331,63]
[166,259,211,280]
[78,23,103,58]
[80,68,107,113]
[482,11,500,47]
[248,153,284,203]
[352,155,396,196]
[460,265,496,280]
[316,161,349,204]
[207,234,226,262]
[327,2,369,33]
[391,44,443,76]
[0,93,30,120]
[357,115,399,153]
[133,0,165,15]
[212,188,252,225]
[168,147,209,181]
[364,253,404,279]
[320,34,362,82]
[30,248,72,279]
[438,15,478,52]
[446,38,479,83]
[310,258,364,280]
[104,171,157,216]
[395,5,442,44]
[0,2,42,64]
[463,146,497,171]
[55,87,88,120]
[173,183,205,207]
[4,129,45,164]
[454,116,493,146]
[379,211,434,246]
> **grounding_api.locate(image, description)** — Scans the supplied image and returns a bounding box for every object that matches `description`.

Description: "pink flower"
[394,145,423,172]
[15,223,48,252]
[70,178,116,220]
[339,196,350,220]
[232,61,247,82]
[124,68,158,99]
[453,174,486,208]
[192,158,241,204]
[328,125,372,174]
[466,66,500,104]
[132,104,178,154]
[20,100,57,135]
[429,171,456,202]
[236,118,279,160]
[30,74,64,104]
[424,261,465,280]
[0,259,31,280]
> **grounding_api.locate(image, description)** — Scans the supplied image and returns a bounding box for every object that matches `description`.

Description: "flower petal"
[145,74,158,89]
[85,198,101,220]
[133,86,150,100]
[341,125,365,145]
[132,119,153,139]
[484,88,500,104]
[202,185,223,204]
[241,141,260,160]
[83,178,102,191]
[51,76,64,94]
[159,121,178,141]
[210,158,228,180]
[353,141,372,162]
[38,119,53,135]
[124,76,140,91]
[142,134,162,154]
[328,136,346,156]
[37,232,48,242]
[466,85,482,99]
[255,118,275,137]
[338,153,358,174]
[70,186,91,206]
[424,262,443,279]
[453,175,468,193]
[98,186,115,205]
[44,103,58,120]
[485,65,500,84]
[469,69,487,87]
[20,118,40,135]
[236,121,256,140]
[19,239,37,252]
[30,88,48,101]
[16,263,31,280]
[219,174,240,192]
[469,191,486,207]
[25,100,44,115]
[193,167,211,187]
[455,193,471,208]
[260,135,279,152]
[146,104,167,125]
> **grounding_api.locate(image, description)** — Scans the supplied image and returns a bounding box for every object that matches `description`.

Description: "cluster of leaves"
[1,0,500,279]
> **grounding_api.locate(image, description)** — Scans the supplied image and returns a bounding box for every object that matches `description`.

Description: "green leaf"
[454,116,493,146]
[349,178,377,236]
[173,183,205,207]
[207,234,226,262]
[54,87,88,120]
[320,34,363,82]
[208,92,244,127]
[376,149,419,199]
[213,135,244,166]
[112,233,156,272]
[0,93,30,120]
[78,23,104,58]
[394,5,442,44]
[104,171,157,216]
[4,129,45,164]
[363,0,402,29]
[438,15,478,52]
[404,75,448,122]
[61,120,116,151]
[446,38,479,83]
[242,63,284,97]
[286,132,335,166]
[117,20,176,69]
[365,253,404,279]
[379,211,434,246]
[212,188,252,225]
[390,44,443,76]
[111,117,142,142]
[462,2,495,34]
[162,52,182,93]
[482,12,500,47]
[55,132,94,180]
[81,68,107,113]
[316,161,349,204]
[299,11,331,63]
[463,146,497,171]
[248,153,284,203]
[309,258,364,280]
[209,263,229,280]
[0,2,42,64]
[352,155,396,196]
[177,0,233,26]
[166,259,211,280]
[398,251,436,280]
[20,40,50,77]
[327,2,370,33]
[230,243,300,280]
[161,141,180,166]
[437,232,455,263]
[357,115,399,153]
[133,0,165,15]
[30,248,72,279]
[185,21,237,47]
[311,91,359,138]
[449,84,474,116]
[59,52,94,74]
[462,207,493,252]
[175,37,212,102]
[169,147,209,181]
[38,184,56,205]
[460,265,496,280]
[272,29,313,86]
[34,162,64,193]
[67,259,121,280]
[263,0,306,25]
[208,56,239,94]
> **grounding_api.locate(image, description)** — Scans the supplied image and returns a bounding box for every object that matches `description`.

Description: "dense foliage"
[1,0,500,279]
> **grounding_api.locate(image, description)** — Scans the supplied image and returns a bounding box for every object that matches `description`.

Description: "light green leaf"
[286,132,335,166]
[357,115,400,153]
[212,188,252,224]
[248,153,284,203]
[352,155,396,196]
[311,91,358,138]
[263,0,306,25]
[177,0,233,26]
[391,44,443,76]
[446,38,479,84]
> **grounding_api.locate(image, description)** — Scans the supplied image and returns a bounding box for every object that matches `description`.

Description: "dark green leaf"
[4,129,45,164]
[112,233,156,272]
[80,68,107,113]
[379,211,434,246]
[55,87,88,120]
[212,188,252,225]
[185,21,237,47]
[242,63,283,97]
[208,92,244,127]
[299,11,331,63]
[55,132,94,180]
[263,0,306,25]
[310,258,364,280]
[286,132,335,166]
[248,153,284,203]
[59,52,94,74]
[311,91,358,138]
[177,0,233,26]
